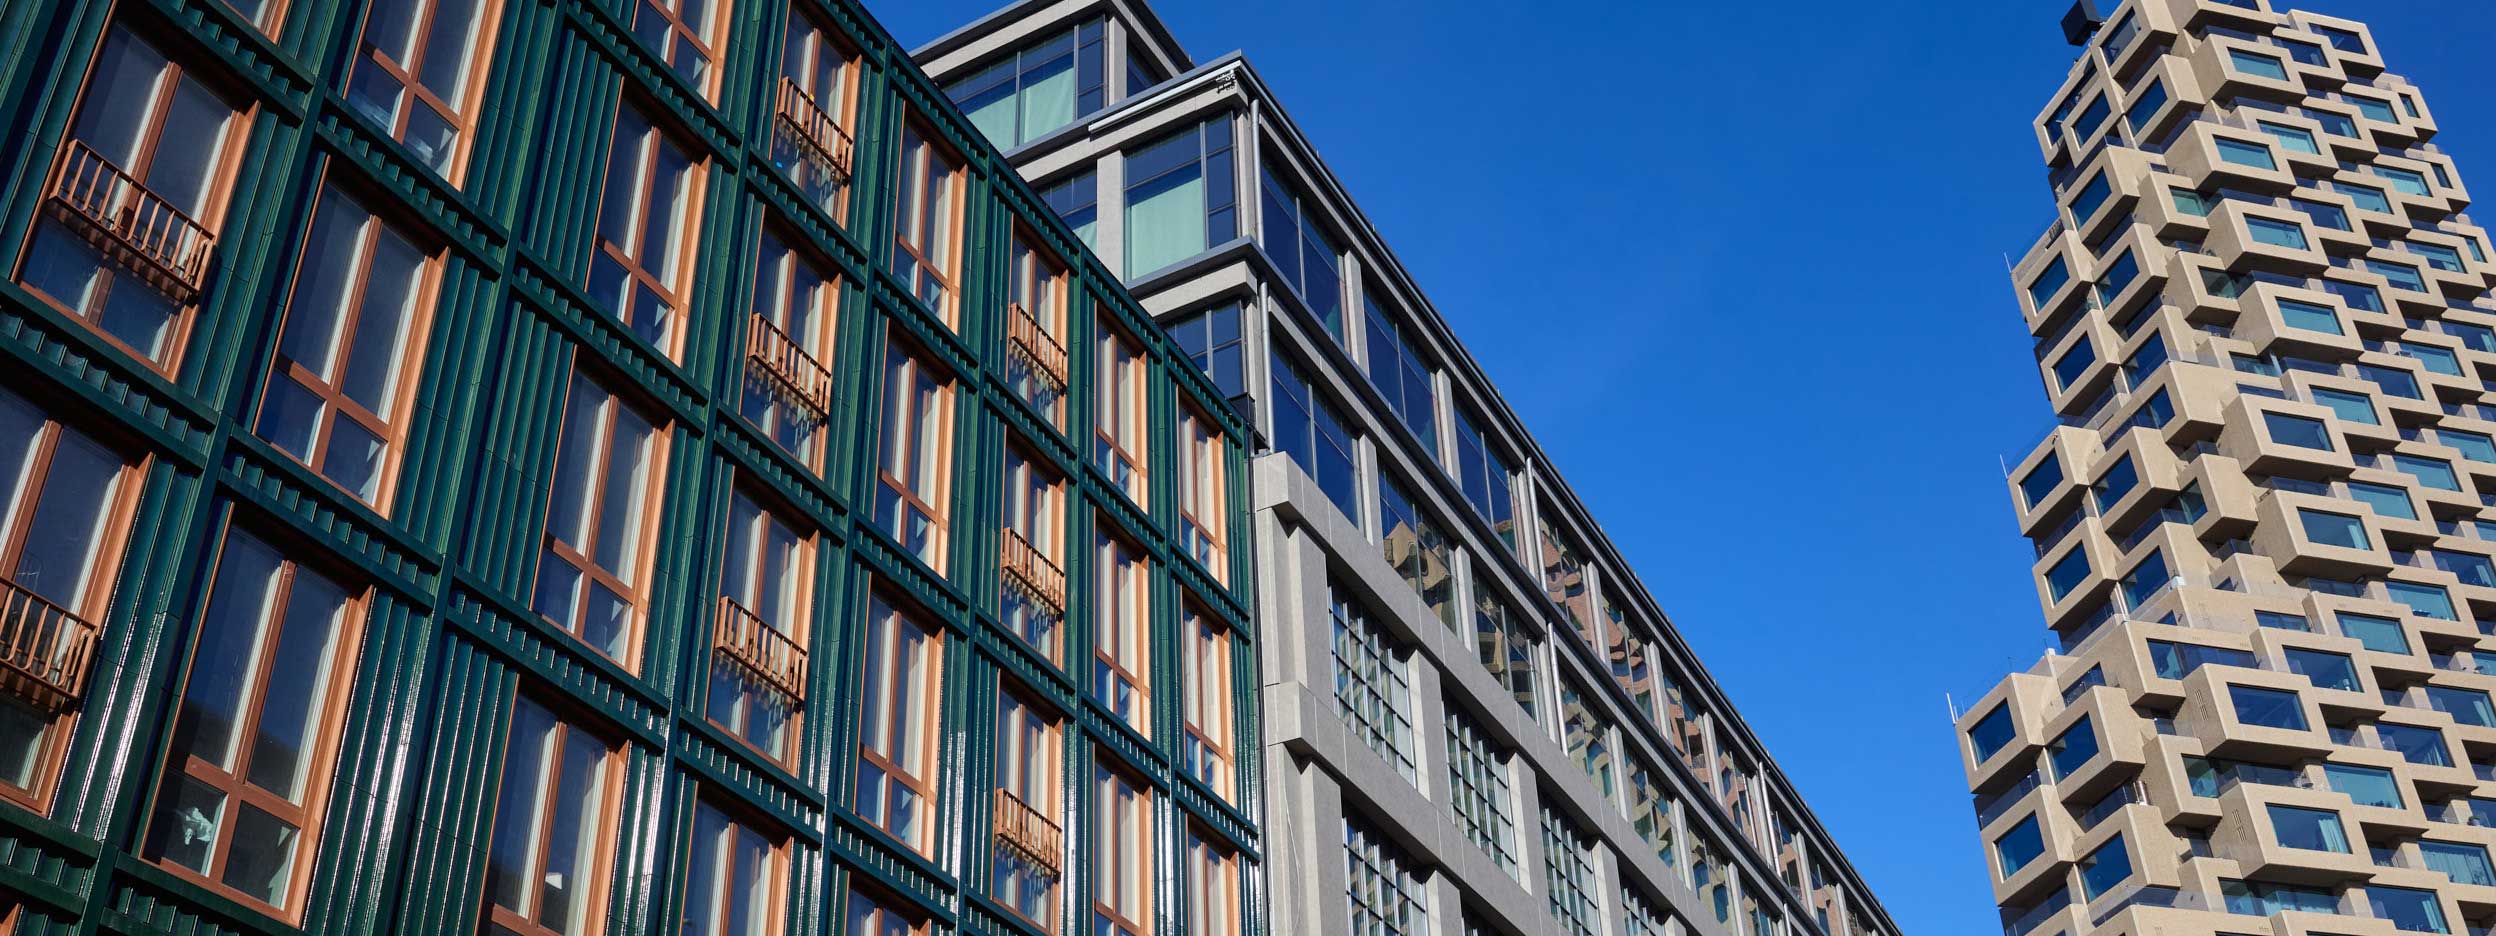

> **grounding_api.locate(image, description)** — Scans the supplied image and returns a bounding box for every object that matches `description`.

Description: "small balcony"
[745,313,832,418]
[999,527,1066,616]
[713,596,807,701]
[1007,302,1068,391]
[774,78,853,186]
[993,787,1063,876]
[0,576,101,711]
[46,139,215,303]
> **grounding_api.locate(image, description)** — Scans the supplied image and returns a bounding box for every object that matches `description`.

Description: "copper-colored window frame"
[345,0,506,186]
[856,591,944,856]
[0,402,144,817]
[891,119,966,329]
[589,94,708,362]
[1093,316,1148,506]
[256,172,443,516]
[773,6,861,221]
[145,525,370,924]
[1175,405,1226,582]
[13,23,255,379]
[845,886,930,936]
[677,792,792,936]
[1091,754,1153,936]
[741,225,840,471]
[874,330,955,574]
[479,693,627,936]
[708,482,813,769]
[535,369,672,674]
[630,0,728,101]
[991,679,1064,931]
[1092,525,1150,738]
[1006,228,1071,420]
[1181,601,1234,801]
[1184,826,1242,936]
[999,439,1066,661]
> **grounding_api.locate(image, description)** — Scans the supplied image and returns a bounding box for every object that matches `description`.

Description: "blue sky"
[867,0,2496,931]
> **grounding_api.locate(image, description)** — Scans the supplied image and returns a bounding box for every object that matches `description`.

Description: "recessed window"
[2290,197,2349,231]
[857,593,942,853]
[993,683,1062,925]
[1040,172,1097,249]
[2148,640,2255,680]
[2216,138,2277,170]
[2366,886,2448,934]
[679,797,789,936]
[19,25,247,372]
[2284,647,2359,691]
[1445,703,1517,872]
[629,0,725,94]
[1094,526,1152,736]
[772,9,859,217]
[2051,337,2097,392]
[947,18,1105,148]
[2412,241,2467,274]
[1165,302,1243,398]
[142,529,364,912]
[2045,547,2092,602]
[2095,250,2139,305]
[2393,454,2459,491]
[2346,94,2398,124]
[1182,605,1236,799]
[1187,828,1242,936]
[2337,612,2410,654]
[2120,550,2170,609]
[1475,593,1539,719]
[2228,684,2307,730]
[1541,807,1598,936]
[1271,351,1360,522]
[874,334,953,570]
[536,371,667,668]
[2267,804,2349,852]
[2441,428,2496,462]
[2245,216,2308,250]
[2262,411,2333,450]
[1001,443,1065,659]
[1452,406,1518,548]
[2380,723,2451,767]
[2019,453,2065,510]
[2361,363,2421,399]
[590,101,703,357]
[709,487,810,763]
[2299,509,2370,550]
[743,228,838,466]
[2374,165,2432,197]
[891,122,964,323]
[482,696,623,936]
[2346,481,2414,521]
[2067,94,2111,142]
[348,0,502,178]
[2388,581,2457,621]
[2091,454,2135,512]
[1178,407,1229,578]
[2427,686,2496,728]
[2228,49,2288,80]
[2431,549,2495,587]
[2069,172,2112,221]
[1124,120,1238,279]
[2169,186,2211,217]
[1378,474,1455,627]
[2027,257,2071,309]
[2313,388,2377,425]
[1095,318,1149,505]
[2306,107,2358,137]
[1363,296,1437,450]
[2046,715,2099,779]
[2279,37,2326,66]
[2275,298,2339,334]
[1004,232,1068,424]
[1095,758,1155,936]
[2314,23,2368,53]
[2335,181,2393,214]
[1993,815,2044,877]
[2422,841,2496,887]
[2368,259,2427,293]
[2126,82,2168,133]
[1345,815,1426,936]
[2258,121,2319,155]
[847,889,927,936]
[1333,589,1415,778]
[2324,763,2402,808]
[1261,163,1343,338]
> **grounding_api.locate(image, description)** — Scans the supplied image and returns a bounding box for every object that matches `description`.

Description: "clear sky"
[866,0,2496,932]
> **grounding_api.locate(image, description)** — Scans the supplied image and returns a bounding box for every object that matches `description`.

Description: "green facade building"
[0,0,1260,931]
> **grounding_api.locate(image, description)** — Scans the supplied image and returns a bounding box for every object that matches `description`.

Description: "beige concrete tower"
[1958,2,2496,934]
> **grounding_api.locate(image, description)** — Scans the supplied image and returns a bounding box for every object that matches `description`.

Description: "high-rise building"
[1960,2,2496,934]
[913,5,1903,936]
[0,0,1260,932]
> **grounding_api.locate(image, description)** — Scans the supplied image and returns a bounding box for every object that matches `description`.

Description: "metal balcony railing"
[999,527,1066,616]
[745,313,833,418]
[774,78,853,186]
[46,140,215,303]
[714,596,807,701]
[993,787,1063,876]
[0,576,101,711]
[1007,302,1069,391]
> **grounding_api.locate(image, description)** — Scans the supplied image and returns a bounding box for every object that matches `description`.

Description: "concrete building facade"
[913,5,1904,936]
[0,0,1264,932]
[1959,1,2496,934]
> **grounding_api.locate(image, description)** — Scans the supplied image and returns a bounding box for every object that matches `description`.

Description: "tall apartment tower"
[0,0,1264,931]
[914,5,1903,936]
[1959,1,2496,934]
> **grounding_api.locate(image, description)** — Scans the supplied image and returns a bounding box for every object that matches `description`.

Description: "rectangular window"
[1538,513,1597,644]
[1185,829,1240,936]
[2019,453,2064,509]
[1040,171,1098,249]
[680,797,789,936]
[2078,835,2131,899]
[482,696,622,936]
[946,19,1104,148]
[2427,686,2495,728]
[2390,580,2458,621]
[742,228,838,466]
[1363,296,1437,450]
[1331,589,1414,778]
[143,529,363,913]
[1260,163,1343,339]
[857,593,942,853]
[2046,715,2099,779]
[1560,674,1615,804]
[1094,318,1148,505]
[347,0,501,179]
[1968,704,2013,763]
[891,121,964,323]
[1994,815,2043,876]
[1123,119,1236,277]
[2229,684,2307,730]
[2423,841,2496,887]
[1377,474,1455,627]
[1473,592,1538,718]
[2275,298,2339,335]
[535,371,667,668]
[2374,165,2432,197]
[589,101,702,357]
[1628,759,1677,870]
[874,334,953,570]
[2067,94,2111,142]
[2068,172,2112,221]
[2026,257,2070,309]
[2394,454,2460,492]
[1181,604,1235,798]
[1541,807,1597,936]
[2290,197,2349,231]
[993,683,1062,927]
[19,25,248,372]
[1094,758,1153,936]
[1000,444,1065,660]
[772,9,860,216]
[2262,411,2333,450]
[0,389,140,811]
[709,487,810,763]
[1093,527,1151,735]
[2091,454,2135,511]
[2126,86,2171,137]
[2299,509,2370,550]
[1166,303,1243,398]
[847,890,926,936]
[2283,648,2359,691]
[2051,337,2096,392]
[2368,886,2449,934]
[1177,406,1228,578]
[2338,612,2410,654]
[1345,816,1426,936]
[1269,351,1359,521]
[2246,216,2308,249]
[1451,406,1517,549]
[1445,702,1517,872]
[1005,232,1070,423]
[629,0,725,95]
[2215,138,2277,170]
[2229,49,2288,80]
[2314,389,2378,426]
[2369,259,2427,293]
[2268,804,2349,852]
[2325,763,2402,808]
[2044,547,2091,602]
[260,183,435,509]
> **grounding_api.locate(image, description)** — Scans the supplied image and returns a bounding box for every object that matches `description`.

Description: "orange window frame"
[857,592,943,854]
[1177,405,1226,579]
[17,24,254,377]
[1093,317,1147,505]
[709,483,813,768]
[743,224,840,470]
[679,794,792,936]
[846,886,929,936]
[148,526,367,921]
[875,331,956,572]
[892,120,965,328]
[775,5,860,217]
[0,402,142,816]
[993,680,1064,929]
[590,96,707,361]
[631,0,727,99]
[481,694,626,936]
[1093,525,1150,736]
[258,175,441,514]
[537,370,672,672]
[1092,756,1153,936]
[1007,229,1071,425]
[1186,827,1241,936]
[1181,602,1234,799]
[346,0,505,184]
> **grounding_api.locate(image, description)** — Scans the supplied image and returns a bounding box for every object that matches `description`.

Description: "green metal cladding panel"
[0,0,1263,932]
